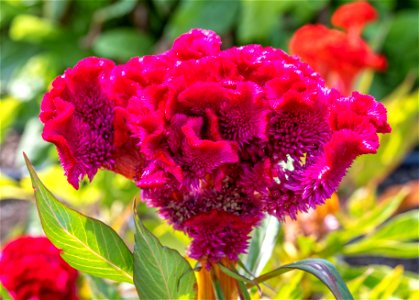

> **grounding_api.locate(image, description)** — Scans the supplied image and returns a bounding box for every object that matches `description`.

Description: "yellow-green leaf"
[24,154,133,283]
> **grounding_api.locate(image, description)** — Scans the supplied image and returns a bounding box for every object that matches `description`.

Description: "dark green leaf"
[92,0,137,23]
[250,258,354,300]
[133,211,196,299]
[44,0,71,23]
[24,154,134,283]
[93,28,154,61]
[212,276,226,300]
[238,279,251,300]
[238,1,289,43]
[166,0,239,39]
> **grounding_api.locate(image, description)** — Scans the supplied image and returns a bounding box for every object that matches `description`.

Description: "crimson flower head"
[289,1,386,95]
[41,28,390,266]
[40,57,144,189]
[0,236,79,300]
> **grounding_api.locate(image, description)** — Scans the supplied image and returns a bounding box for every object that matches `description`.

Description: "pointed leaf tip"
[24,156,134,283]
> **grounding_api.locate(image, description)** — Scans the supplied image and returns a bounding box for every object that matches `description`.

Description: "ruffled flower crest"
[40,57,144,189]
[41,28,390,266]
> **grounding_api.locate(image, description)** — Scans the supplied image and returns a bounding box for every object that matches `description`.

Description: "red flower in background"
[289,1,386,95]
[40,28,390,266]
[0,236,79,300]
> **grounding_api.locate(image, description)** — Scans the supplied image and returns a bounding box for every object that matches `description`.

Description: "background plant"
[1,0,418,299]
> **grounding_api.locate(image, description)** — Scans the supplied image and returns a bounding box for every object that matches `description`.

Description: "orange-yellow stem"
[196,259,239,300]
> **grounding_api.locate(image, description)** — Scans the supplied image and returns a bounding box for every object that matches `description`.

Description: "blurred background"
[1,0,418,299]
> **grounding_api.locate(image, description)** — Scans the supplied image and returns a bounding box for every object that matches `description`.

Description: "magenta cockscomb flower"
[40,57,144,189]
[40,29,390,267]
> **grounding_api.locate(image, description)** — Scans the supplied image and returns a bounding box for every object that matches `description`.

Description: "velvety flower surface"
[0,236,79,300]
[289,1,386,95]
[41,28,390,265]
[40,57,144,189]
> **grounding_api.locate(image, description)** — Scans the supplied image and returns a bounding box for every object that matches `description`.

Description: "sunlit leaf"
[339,187,407,241]
[274,271,304,300]
[342,265,418,299]
[133,210,196,299]
[0,97,20,143]
[24,154,134,283]
[344,240,418,258]
[0,282,13,300]
[368,265,404,299]
[9,14,58,43]
[368,210,419,241]
[249,259,354,300]
[346,187,376,218]
[0,173,32,200]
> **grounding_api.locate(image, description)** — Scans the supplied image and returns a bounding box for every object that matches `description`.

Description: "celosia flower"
[289,1,386,95]
[41,29,390,268]
[0,236,79,300]
[41,57,144,189]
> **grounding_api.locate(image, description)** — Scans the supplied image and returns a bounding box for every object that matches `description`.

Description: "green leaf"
[93,28,154,62]
[44,0,71,23]
[339,187,407,242]
[218,263,260,299]
[218,264,253,284]
[133,211,196,299]
[86,275,121,300]
[369,210,419,241]
[368,265,404,300]
[344,241,419,258]
[92,0,137,23]
[241,214,280,276]
[0,282,13,300]
[238,0,290,43]
[166,0,239,39]
[24,154,134,283]
[249,258,354,300]
[212,276,226,300]
[0,97,21,143]
[9,14,59,43]
[237,280,251,300]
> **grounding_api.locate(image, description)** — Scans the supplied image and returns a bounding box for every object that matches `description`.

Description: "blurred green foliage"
[1,0,418,299]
